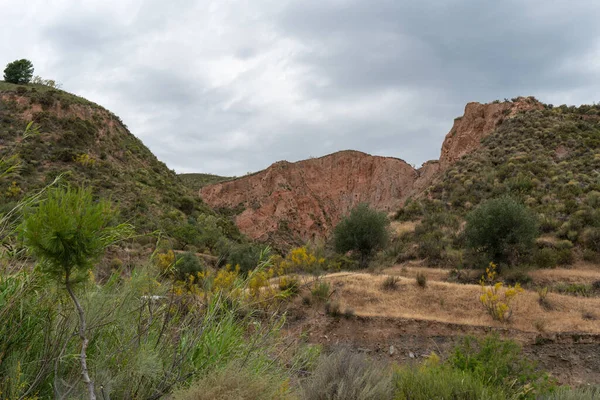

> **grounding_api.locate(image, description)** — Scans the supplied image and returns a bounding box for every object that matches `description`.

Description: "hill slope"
[200,97,544,246]
[200,150,417,248]
[0,82,239,247]
[401,102,600,266]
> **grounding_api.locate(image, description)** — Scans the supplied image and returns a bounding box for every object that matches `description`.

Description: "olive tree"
[465,196,538,267]
[21,186,131,400]
[333,203,389,268]
[3,59,34,84]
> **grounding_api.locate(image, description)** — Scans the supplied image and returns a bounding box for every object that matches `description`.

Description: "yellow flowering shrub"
[479,262,523,322]
[156,250,175,275]
[277,246,326,275]
[5,181,21,198]
[212,264,240,292]
[74,153,96,167]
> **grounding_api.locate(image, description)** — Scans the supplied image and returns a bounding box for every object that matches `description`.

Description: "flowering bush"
[480,262,523,322]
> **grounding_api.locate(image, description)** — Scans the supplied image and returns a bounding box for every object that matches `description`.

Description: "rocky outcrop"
[438,97,544,170]
[200,151,417,245]
[200,97,545,245]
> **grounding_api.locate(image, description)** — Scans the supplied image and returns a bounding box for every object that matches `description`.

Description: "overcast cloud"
[1,0,600,176]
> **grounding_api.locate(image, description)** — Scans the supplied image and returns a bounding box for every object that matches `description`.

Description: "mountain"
[0,81,239,247]
[199,97,544,247]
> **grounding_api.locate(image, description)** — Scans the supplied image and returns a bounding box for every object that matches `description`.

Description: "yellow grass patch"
[316,273,600,334]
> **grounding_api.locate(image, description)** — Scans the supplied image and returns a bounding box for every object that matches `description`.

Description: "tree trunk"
[65,272,96,400]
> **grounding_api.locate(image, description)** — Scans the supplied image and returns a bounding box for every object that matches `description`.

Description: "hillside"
[200,151,418,248]
[0,82,240,250]
[199,97,544,247]
[399,101,600,267]
[178,172,233,191]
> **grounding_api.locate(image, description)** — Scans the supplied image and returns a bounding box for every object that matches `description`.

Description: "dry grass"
[312,273,600,334]
[390,220,418,236]
[529,267,600,285]
[381,264,452,282]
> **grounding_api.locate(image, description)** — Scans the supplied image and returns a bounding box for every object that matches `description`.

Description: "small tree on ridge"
[3,59,34,84]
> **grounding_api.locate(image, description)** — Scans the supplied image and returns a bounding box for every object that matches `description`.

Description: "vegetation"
[399,102,600,270]
[178,172,233,191]
[333,203,389,268]
[3,59,34,84]
[0,81,242,269]
[465,196,539,267]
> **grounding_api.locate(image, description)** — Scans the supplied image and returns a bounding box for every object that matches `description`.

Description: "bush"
[449,335,556,397]
[171,364,290,400]
[394,365,505,400]
[3,59,34,84]
[300,349,393,400]
[311,281,330,302]
[174,251,204,281]
[333,203,389,268]
[540,385,600,400]
[381,275,399,291]
[465,196,539,266]
[416,272,427,288]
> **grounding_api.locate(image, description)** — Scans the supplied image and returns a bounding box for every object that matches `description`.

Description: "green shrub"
[541,385,600,400]
[449,335,556,398]
[394,365,505,400]
[3,59,34,84]
[581,227,600,252]
[300,349,393,400]
[171,364,291,400]
[416,272,427,288]
[333,203,389,268]
[465,196,539,266]
[311,281,330,302]
[174,251,204,281]
[533,248,559,268]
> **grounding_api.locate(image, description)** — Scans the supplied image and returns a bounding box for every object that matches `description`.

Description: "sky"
[1,0,600,176]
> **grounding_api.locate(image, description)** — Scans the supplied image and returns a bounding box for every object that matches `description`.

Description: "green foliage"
[171,364,292,400]
[300,349,394,400]
[220,241,265,275]
[541,386,600,399]
[21,186,130,280]
[394,364,506,400]
[178,172,233,191]
[416,272,427,288]
[174,251,204,281]
[3,59,34,84]
[449,335,556,398]
[311,280,330,302]
[333,203,389,267]
[465,196,538,266]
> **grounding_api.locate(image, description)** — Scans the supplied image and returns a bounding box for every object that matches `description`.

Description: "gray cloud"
[1,0,600,176]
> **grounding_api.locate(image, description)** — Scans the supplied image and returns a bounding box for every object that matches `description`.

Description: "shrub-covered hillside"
[0,81,241,250]
[178,172,233,191]
[398,102,600,267]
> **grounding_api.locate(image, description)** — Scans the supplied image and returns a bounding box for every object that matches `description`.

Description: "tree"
[333,203,389,268]
[3,59,34,84]
[465,196,538,267]
[21,186,132,400]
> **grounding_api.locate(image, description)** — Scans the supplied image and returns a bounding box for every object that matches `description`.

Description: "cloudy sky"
[1,0,599,176]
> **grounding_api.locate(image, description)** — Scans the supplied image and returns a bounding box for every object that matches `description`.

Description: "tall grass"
[0,265,289,399]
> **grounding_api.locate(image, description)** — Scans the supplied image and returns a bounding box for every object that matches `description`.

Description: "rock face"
[200,97,544,245]
[438,97,544,170]
[200,151,417,245]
